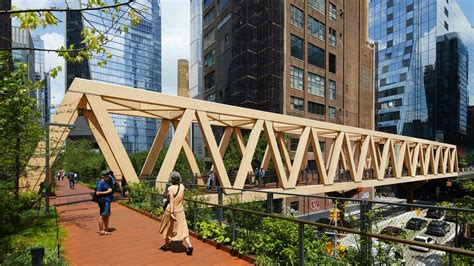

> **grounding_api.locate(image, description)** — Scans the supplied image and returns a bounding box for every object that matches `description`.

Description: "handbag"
[162,185,180,210]
[91,190,99,203]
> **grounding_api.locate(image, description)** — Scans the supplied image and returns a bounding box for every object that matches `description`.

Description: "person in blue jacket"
[96,170,114,235]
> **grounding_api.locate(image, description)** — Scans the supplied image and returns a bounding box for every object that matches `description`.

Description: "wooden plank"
[309,128,328,184]
[262,121,289,188]
[196,111,232,188]
[139,120,170,178]
[87,94,139,183]
[156,109,195,185]
[288,127,310,187]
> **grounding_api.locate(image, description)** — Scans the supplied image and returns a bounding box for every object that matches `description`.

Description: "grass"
[0,208,68,265]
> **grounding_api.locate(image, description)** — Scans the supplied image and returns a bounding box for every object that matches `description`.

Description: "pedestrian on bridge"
[96,170,114,235]
[159,171,193,255]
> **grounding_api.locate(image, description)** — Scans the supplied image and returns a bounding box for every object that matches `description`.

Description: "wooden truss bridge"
[22,78,459,194]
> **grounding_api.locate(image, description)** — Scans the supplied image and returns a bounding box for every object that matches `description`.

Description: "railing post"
[360,199,372,262]
[231,209,236,243]
[455,210,459,248]
[298,223,304,266]
[193,201,197,232]
[217,187,223,223]
[448,252,453,266]
[266,192,273,214]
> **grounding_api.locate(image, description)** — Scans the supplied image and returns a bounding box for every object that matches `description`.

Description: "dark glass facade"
[370,0,473,143]
[66,0,162,153]
[201,0,284,114]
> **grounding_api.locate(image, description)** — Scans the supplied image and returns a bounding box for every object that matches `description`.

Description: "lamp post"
[43,72,73,212]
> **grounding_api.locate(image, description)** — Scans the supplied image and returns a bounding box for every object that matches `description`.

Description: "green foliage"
[11,0,145,67]
[52,139,106,184]
[0,62,43,193]
[126,183,164,217]
[0,181,67,264]
[196,221,230,244]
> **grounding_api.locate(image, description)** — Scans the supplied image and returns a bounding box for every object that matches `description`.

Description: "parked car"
[426,208,445,219]
[405,218,428,230]
[410,235,436,252]
[426,220,450,237]
[380,226,406,237]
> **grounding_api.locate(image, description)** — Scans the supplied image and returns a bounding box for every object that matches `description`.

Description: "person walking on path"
[206,171,215,191]
[68,173,77,189]
[159,171,193,255]
[258,168,266,188]
[96,170,114,235]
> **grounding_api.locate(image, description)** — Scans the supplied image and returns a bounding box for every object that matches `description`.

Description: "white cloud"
[12,0,58,9]
[161,0,190,95]
[41,32,65,107]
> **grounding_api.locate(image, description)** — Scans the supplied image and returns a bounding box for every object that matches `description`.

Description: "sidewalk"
[54,179,250,265]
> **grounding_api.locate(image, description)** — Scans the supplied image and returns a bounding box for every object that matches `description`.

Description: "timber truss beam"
[22,79,459,194]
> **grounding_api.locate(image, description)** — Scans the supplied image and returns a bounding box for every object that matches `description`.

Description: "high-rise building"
[11,26,35,83]
[0,1,12,69]
[32,35,47,121]
[369,0,474,142]
[201,0,374,128]
[190,0,203,98]
[66,0,162,153]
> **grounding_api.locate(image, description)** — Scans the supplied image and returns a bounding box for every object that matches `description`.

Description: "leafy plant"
[196,221,230,244]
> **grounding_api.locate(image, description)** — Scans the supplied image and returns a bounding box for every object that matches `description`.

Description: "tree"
[0,62,43,196]
[0,1,148,195]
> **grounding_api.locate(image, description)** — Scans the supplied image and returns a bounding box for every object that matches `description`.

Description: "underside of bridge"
[22,78,459,195]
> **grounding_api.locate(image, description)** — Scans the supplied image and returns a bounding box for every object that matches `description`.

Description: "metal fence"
[127,180,473,266]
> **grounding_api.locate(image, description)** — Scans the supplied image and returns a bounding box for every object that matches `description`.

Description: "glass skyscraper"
[66,0,162,153]
[369,0,473,143]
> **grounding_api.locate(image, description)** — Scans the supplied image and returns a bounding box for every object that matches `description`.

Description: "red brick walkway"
[54,179,251,265]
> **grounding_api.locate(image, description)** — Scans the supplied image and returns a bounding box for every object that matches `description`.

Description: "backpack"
[106,174,119,192]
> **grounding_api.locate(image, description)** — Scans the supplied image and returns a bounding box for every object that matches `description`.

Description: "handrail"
[153,181,474,213]
[129,187,474,258]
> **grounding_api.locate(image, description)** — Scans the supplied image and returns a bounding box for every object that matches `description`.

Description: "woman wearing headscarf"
[158,171,193,255]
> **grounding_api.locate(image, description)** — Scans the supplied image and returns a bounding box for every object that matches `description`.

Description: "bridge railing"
[125,182,473,266]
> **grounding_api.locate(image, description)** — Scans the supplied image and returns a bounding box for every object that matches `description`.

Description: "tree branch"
[0,0,134,14]
[0,46,87,53]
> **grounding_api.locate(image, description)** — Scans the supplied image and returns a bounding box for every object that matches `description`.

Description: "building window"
[378,111,400,122]
[328,106,336,119]
[308,72,325,97]
[291,5,304,29]
[406,3,414,12]
[308,43,325,69]
[382,65,389,73]
[291,66,304,90]
[329,28,336,47]
[404,46,412,54]
[387,40,393,47]
[387,13,393,21]
[203,30,215,49]
[378,86,404,98]
[387,27,393,34]
[204,8,216,28]
[217,0,229,12]
[385,52,392,60]
[204,71,215,90]
[329,3,337,21]
[406,18,414,26]
[444,7,449,17]
[406,32,413,40]
[308,101,325,116]
[291,35,304,60]
[399,73,407,81]
[203,50,215,68]
[308,0,325,15]
[291,96,304,111]
[204,0,213,9]
[402,59,410,67]
[378,98,402,110]
[217,13,231,29]
[444,21,449,31]
[387,0,393,8]
[329,53,336,74]
[308,16,325,42]
[329,80,336,100]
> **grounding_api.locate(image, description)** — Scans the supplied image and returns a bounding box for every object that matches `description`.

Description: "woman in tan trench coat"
[159,171,193,255]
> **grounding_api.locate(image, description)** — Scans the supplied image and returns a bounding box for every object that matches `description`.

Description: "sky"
[11,0,189,107]
[10,0,474,108]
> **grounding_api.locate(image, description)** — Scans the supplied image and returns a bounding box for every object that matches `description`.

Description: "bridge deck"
[54,179,250,265]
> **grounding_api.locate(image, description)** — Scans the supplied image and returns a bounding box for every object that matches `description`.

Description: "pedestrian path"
[54,179,251,265]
